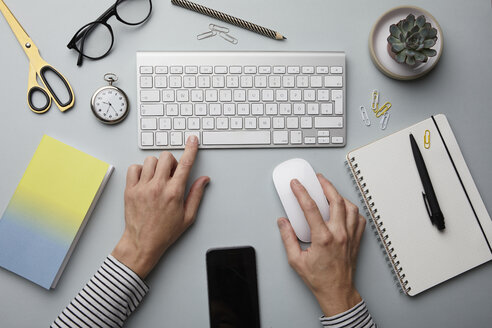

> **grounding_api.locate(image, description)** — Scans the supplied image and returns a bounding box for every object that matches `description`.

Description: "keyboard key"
[141,118,157,130]
[247,89,260,101]
[191,89,204,102]
[282,76,295,88]
[324,76,343,87]
[170,66,183,74]
[273,117,285,129]
[304,137,316,144]
[316,66,329,74]
[141,90,160,102]
[314,117,343,128]
[240,75,253,88]
[296,76,309,87]
[318,130,330,137]
[269,76,281,88]
[176,90,189,102]
[223,103,235,115]
[195,103,207,116]
[301,117,313,128]
[262,89,274,101]
[293,103,306,115]
[231,117,243,129]
[255,76,267,88]
[140,76,153,88]
[183,76,196,88]
[279,103,292,115]
[245,66,257,74]
[332,90,344,115]
[237,104,249,115]
[251,103,264,115]
[180,104,193,116]
[304,90,316,101]
[226,76,239,88]
[307,103,319,115]
[185,66,198,74]
[185,132,201,144]
[200,66,213,74]
[209,104,221,116]
[166,104,178,116]
[155,66,168,74]
[259,117,271,129]
[159,118,171,130]
[245,117,257,129]
[287,66,300,74]
[140,66,153,74]
[330,66,343,74]
[289,90,302,101]
[217,117,229,129]
[286,117,299,129]
[198,76,210,88]
[310,76,323,87]
[141,132,154,146]
[141,104,163,116]
[229,66,242,74]
[170,132,183,146]
[318,137,330,144]
[188,117,200,130]
[156,132,168,146]
[321,103,333,115]
[202,117,215,129]
[169,76,182,88]
[215,66,227,74]
[301,66,314,74]
[219,89,232,102]
[318,90,330,101]
[155,76,167,88]
[173,117,186,130]
[259,66,271,74]
[273,131,288,144]
[331,136,344,144]
[273,66,286,74]
[233,89,246,102]
[290,131,302,144]
[203,131,271,145]
[205,90,218,102]
[265,104,278,115]
[212,76,225,88]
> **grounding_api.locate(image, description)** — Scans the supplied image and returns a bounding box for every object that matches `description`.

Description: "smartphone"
[206,246,261,328]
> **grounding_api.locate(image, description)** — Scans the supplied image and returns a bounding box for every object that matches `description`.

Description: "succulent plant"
[387,14,438,65]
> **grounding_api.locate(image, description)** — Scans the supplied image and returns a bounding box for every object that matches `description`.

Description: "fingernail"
[277,218,286,228]
[291,179,300,186]
[203,177,210,187]
[187,135,198,145]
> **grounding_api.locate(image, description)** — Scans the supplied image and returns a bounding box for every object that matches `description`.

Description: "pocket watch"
[91,73,129,124]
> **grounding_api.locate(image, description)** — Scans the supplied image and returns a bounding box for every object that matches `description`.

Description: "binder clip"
[359,106,371,126]
[380,112,390,130]
[371,90,379,112]
[424,130,431,149]
[375,101,392,118]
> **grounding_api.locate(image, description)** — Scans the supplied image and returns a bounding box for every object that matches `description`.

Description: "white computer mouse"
[272,158,330,243]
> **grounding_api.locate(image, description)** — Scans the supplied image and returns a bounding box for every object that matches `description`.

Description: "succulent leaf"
[387,13,438,65]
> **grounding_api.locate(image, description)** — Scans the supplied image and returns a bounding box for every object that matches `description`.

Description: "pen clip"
[422,192,434,224]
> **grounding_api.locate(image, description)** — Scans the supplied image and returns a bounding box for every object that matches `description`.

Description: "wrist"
[314,287,362,317]
[111,235,155,279]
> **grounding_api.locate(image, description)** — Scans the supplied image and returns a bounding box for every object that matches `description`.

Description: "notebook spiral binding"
[345,157,411,294]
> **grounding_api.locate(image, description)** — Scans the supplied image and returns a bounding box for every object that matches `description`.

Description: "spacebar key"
[203,131,271,145]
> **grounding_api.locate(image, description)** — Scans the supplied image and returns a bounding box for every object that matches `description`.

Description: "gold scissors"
[0,0,75,113]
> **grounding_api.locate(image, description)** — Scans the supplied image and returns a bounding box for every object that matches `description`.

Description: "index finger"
[172,135,199,184]
[290,179,329,235]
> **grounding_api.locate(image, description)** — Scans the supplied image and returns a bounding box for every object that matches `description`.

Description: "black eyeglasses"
[67,0,152,66]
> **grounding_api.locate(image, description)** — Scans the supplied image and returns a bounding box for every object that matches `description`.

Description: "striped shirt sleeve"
[51,255,149,328]
[320,299,377,328]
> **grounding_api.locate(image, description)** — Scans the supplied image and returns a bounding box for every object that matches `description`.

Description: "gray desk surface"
[1,0,491,326]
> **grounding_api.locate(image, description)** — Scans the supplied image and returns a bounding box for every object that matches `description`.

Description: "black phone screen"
[206,246,260,328]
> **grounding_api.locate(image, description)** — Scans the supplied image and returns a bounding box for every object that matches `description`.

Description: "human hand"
[277,174,366,317]
[111,136,210,279]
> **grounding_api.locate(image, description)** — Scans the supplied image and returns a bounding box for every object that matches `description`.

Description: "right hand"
[277,174,366,317]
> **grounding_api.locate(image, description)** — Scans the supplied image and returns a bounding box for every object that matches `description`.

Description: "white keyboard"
[136,51,346,149]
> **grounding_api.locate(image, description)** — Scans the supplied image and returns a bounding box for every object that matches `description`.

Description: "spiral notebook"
[347,114,492,296]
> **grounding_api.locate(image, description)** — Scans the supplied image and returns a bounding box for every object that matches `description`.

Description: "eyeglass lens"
[116,0,152,25]
[76,22,114,59]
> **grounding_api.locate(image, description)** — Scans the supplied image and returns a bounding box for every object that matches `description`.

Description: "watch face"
[92,86,129,124]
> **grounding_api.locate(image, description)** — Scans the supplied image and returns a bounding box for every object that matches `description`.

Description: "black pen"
[409,133,445,230]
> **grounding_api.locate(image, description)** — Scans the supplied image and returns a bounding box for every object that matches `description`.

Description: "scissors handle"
[27,64,75,113]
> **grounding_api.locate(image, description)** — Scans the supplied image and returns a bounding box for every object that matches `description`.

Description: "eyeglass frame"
[67,0,153,66]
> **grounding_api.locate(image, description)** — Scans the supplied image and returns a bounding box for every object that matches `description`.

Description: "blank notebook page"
[348,114,492,296]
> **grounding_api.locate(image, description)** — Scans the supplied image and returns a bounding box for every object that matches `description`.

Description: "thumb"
[183,176,210,226]
[277,218,301,265]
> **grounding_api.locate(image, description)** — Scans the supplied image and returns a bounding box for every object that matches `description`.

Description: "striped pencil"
[171,0,286,40]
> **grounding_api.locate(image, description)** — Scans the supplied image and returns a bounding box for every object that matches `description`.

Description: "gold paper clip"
[375,101,392,118]
[424,130,431,149]
[359,106,371,126]
[380,112,390,130]
[371,90,379,112]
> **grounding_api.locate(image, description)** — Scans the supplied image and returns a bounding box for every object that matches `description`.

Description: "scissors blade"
[0,0,34,53]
